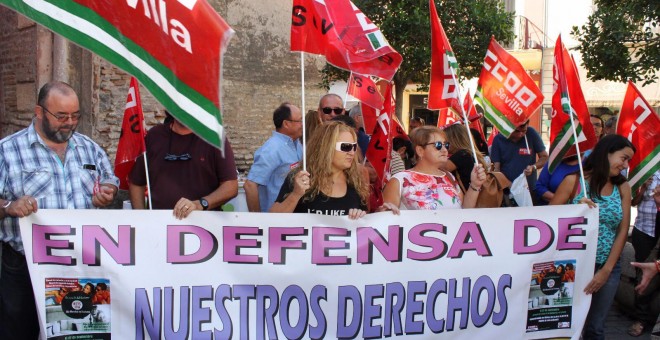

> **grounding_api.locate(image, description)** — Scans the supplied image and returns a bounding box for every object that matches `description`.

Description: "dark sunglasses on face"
[426,141,450,150]
[322,107,344,115]
[336,142,358,152]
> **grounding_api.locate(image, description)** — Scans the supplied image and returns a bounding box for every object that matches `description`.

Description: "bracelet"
[470,184,482,192]
[656,260,660,273]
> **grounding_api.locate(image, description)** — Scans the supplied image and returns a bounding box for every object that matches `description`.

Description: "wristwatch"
[199,198,209,211]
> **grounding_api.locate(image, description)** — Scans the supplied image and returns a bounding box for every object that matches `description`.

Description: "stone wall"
[0,0,327,173]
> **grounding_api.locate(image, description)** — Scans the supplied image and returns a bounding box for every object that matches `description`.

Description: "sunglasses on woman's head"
[426,141,450,150]
[336,142,358,152]
[322,107,344,115]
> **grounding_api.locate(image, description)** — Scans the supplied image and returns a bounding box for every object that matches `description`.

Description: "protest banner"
[22,205,597,339]
[0,0,234,149]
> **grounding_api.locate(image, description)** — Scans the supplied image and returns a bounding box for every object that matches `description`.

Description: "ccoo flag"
[617,81,660,194]
[0,0,234,149]
[428,0,461,113]
[291,0,402,81]
[475,37,543,138]
[114,77,146,190]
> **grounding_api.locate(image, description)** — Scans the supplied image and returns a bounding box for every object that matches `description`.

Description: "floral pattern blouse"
[391,170,462,210]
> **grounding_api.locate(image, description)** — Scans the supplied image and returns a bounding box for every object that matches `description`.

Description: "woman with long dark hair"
[550,134,635,339]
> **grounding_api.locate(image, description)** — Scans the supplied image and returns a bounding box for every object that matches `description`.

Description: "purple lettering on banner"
[447,222,492,258]
[362,284,384,338]
[356,225,403,264]
[167,225,218,264]
[234,285,256,339]
[268,227,306,264]
[223,226,262,264]
[492,274,512,325]
[135,287,162,339]
[213,284,233,339]
[309,285,328,340]
[407,223,447,261]
[256,285,279,340]
[404,281,426,334]
[513,219,554,254]
[191,286,213,339]
[557,217,587,250]
[312,227,350,265]
[426,279,447,333]
[32,224,74,265]
[470,276,496,327]
[446,278,470,331]
[384,282,405,337]
[337,285,362,338]
[280,285,308,339]
[82,225,135,265]
[164,286,190,338]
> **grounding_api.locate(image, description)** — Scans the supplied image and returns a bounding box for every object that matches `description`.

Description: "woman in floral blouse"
[379,126,486,214]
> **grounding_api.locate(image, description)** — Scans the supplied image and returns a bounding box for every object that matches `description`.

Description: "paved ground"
[606,302,652,340]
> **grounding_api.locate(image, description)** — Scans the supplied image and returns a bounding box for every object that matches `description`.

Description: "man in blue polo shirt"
[245,103,303,212]
[491,120,548,204]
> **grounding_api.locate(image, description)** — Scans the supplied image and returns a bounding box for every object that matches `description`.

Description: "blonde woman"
[442,123,489,190]
[270,121,369,219]
[379,126,487,214]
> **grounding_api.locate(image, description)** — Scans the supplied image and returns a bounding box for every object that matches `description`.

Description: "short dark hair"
[331,114,356,129]
[273,103,292,129]
[37,81,75,107]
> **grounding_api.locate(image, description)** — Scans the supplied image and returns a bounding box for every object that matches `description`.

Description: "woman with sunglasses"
[379,126,487,213]
[270,121,369,219]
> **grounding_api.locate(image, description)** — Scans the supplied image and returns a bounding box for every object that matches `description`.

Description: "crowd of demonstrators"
[491,119,548,205]
[551,134,635,339]
[269,121,368,219]
[442,123,489,191]
[628,170,660,336]
[128,110,238,219]
[244,103,303,212]
[0,81,119,339]
[378,126,486,214]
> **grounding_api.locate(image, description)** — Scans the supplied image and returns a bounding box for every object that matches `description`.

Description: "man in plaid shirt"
[0,81,119,339]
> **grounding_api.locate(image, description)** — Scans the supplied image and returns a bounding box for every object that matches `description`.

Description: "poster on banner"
[21,206,597,339]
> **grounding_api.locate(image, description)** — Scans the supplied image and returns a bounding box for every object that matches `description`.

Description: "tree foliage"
[321,0,514,117]
[571,1,660,86]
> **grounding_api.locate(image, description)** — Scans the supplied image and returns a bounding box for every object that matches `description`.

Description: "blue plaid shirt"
[0,122,119,253]
[635,171,660,237]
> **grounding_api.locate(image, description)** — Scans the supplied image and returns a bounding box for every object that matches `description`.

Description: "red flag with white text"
[347,73,384,109]
[428,0,461,113]
[475,37,543,138]
[361,103,379,135]
[291,0,402,81]
[617,81,660,194]
[114,77,146,190]
[366,84,394,186]
[436,108,460,128]
[548,35,596,173]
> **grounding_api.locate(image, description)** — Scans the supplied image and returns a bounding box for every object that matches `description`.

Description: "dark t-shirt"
[449,149,474,190]
[129,123,237,209]
[275,176,367,216]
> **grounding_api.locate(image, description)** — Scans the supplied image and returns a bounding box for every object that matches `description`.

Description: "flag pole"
[301,52,307,172]
[566,102,589,200]
[449,68,479,165]
[142,153,153,210]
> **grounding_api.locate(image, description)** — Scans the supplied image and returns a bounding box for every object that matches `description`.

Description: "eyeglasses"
[322,107,344,115]
[164,125,192,161]
[336,142,358,152]
[41,106,81,122]
[426,141,450,150]
[285,119,303,123]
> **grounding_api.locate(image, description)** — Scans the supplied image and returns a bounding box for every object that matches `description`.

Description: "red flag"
[291,0,402,81]
[366,84,394,186]
[487,127,499,147]
[361,103,379,135]
[347,73,384,109]
[436,108,460,128]
[391,116,410,141]
[114,77,146,190]
[463,91,486,142]
[428,0,461,113]
[617,81,660,193]
[475,37,543,138]
[548,35,596,173]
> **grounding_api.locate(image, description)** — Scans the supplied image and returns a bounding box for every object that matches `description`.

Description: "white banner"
[21,205,597,339]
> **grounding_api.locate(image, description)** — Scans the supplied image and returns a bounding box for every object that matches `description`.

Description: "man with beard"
[0,81,118,339]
